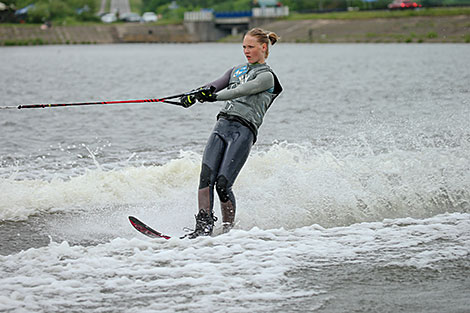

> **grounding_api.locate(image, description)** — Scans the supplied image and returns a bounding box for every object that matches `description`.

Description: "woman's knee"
[215,175,232,202]
[199,163,215,189]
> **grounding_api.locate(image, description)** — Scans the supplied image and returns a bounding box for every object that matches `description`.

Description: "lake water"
[0,43,469,312]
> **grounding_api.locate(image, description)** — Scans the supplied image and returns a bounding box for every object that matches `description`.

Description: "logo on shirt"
[233,65,248,78]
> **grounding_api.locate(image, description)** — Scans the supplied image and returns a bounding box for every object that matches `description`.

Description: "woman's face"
[243,35,267,64]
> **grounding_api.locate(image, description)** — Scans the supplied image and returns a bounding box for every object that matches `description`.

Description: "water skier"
[180,28,283,238]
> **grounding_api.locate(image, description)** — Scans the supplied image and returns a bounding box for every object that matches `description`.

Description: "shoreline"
[1,15,469,45]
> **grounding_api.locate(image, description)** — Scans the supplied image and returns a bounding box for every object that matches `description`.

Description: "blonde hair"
[245,27,280,58]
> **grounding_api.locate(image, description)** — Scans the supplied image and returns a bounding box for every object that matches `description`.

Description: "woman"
[181,27,283,239]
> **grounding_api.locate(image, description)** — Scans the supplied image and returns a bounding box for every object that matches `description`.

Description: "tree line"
[3,0,97,23]
[141,0,470,14]
[2,0,469,24]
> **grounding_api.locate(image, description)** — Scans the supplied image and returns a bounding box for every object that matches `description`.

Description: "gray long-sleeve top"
[206,66,275,101]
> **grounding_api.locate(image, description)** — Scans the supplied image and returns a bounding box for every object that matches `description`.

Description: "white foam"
[1,143,469,231]
[0,213,468,312]
[0,151,201,221]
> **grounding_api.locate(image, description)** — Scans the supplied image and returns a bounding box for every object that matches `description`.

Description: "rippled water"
[0,43,469,312]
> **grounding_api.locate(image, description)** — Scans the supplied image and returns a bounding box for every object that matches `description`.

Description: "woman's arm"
[216,72,274,101]
[204,68,233,92]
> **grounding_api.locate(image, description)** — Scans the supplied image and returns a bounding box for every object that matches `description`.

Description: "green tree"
[9,0,97,22]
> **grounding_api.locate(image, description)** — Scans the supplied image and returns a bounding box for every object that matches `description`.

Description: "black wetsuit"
[198,63,282,225]
[199,118,254,210]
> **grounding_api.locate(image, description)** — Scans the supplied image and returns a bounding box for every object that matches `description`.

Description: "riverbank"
[0,23,194,45]
[235,14,470,43]
[1,10,469,45]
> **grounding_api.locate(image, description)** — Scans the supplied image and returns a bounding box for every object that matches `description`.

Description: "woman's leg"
[215,122,254,230]
[199,129,226,214]
[185,128,226,239]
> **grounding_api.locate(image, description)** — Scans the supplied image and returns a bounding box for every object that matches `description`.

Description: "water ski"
[128,216,172,239]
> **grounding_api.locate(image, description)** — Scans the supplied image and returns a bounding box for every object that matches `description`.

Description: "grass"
[287,7,470,20]
[299,29,468,44]
[0,21,106,27]
[1,38,97,45]
[129,0,142,13]
[427,31,438,38]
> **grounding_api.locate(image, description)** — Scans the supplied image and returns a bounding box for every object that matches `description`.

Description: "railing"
[252,6,289,17]
[184,11,213,22]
